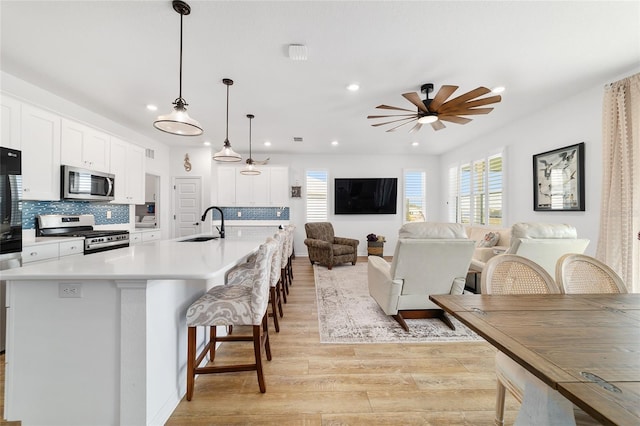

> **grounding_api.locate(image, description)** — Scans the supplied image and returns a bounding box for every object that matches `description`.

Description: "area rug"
[314,262,482,343]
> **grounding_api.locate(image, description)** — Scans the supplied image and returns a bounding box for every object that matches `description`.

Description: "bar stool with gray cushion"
[185,239,276,398]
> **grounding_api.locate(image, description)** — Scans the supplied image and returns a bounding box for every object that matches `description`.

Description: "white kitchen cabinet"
[22,242,59,264]
[141,229,161,242]
[110,137,145,204]
[236,169,270,206]
[1,94,22,149]
[61,118,110,172]
[216,166,236,206]
[58,240,84,257]
[129,231,143,245]
[216,166,289,207]
[20,103,61,200]
[269,167,289,206]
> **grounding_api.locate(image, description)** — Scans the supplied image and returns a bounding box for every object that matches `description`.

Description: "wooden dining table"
[429,293,640,426]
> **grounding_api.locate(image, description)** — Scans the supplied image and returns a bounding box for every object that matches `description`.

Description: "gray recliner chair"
[304,222,359,270]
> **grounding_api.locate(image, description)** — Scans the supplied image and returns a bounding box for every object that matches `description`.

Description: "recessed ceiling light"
[203,141,211,146]
[492,86,506,94]
[146,104,158,111]
[264,141,271,147]
[412,141,419,147]
[347,83,360,92]
[331,140,339,146]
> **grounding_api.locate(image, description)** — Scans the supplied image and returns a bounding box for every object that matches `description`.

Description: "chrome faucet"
[201,206,225,238]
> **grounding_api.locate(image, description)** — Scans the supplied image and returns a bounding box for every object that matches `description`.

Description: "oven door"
[62,165,115,201]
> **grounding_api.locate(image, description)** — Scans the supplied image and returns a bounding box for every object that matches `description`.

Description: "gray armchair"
[304,222,359,270]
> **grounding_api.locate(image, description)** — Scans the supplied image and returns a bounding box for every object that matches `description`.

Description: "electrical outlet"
[59,283,82,298]
[237,211,242,217]
[276,211,281,217]
[106,210,112,219]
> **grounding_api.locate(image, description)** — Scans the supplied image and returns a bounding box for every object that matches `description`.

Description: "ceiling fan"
[367,83,502,133]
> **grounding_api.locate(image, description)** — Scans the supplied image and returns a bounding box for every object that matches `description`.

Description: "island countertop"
[2,226,278,281]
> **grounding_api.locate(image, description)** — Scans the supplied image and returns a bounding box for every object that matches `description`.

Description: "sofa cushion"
[478,231,500,247]
[398,222,468,239]
[511,222,578,240]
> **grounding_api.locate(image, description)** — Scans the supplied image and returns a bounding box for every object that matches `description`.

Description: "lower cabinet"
[130,229,161,245]
[22,239,84,264]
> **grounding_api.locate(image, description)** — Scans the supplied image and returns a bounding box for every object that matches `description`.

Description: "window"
[306,170,328,222]
[404,170,426,222]
[449,153,503,226]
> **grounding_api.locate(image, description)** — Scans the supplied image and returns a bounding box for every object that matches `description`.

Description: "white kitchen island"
[2,227,278,426]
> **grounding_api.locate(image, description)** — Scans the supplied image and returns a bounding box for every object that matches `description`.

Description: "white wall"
[440,67,640,257]
[209,153,440,256]
[1,71,173,239]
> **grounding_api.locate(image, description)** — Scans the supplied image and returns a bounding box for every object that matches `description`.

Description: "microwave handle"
[106,177,113,196]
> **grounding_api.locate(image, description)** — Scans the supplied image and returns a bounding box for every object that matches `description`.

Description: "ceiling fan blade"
[386,117,419,132]
[435,87,492,112]
[428,85,458,111]
[252,157,270,165]
[376,104,416,112]
[367,114,417,119]
[431,120,446,131]
[438,115,472,124]
[371,116,417,127]
[443,107,494,116]
[408,122,423,133]
[401,92,428,113]
[440,95,501,113]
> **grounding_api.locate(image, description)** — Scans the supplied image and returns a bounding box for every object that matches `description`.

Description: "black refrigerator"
[0,146,22,353]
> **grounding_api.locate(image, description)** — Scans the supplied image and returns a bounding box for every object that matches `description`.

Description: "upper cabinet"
[216,166,289,207]
[1,95,22,150]
[20,103,61,200]
[110,137,145,204]
[61,118,110,173]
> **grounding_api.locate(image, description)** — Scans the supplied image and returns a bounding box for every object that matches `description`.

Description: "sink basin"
[180,236,219,242]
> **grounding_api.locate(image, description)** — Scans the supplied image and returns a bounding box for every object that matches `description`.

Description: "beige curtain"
[597,72,640,293]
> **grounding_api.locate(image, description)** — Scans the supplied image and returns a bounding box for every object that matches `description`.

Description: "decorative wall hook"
[184,153,192,172]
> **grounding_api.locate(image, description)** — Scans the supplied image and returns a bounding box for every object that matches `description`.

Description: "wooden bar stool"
[186,239,277,398]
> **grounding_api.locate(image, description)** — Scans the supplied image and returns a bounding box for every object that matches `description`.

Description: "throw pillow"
[478,232,500,247]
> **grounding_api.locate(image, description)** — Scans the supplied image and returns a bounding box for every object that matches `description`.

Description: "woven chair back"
[556,254,627,294]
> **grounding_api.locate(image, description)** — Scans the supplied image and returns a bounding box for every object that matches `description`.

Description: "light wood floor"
[0,257,519,425]
[166,257,520,425]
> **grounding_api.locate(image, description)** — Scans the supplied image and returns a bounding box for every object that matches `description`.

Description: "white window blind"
[449,152,503,226]
[306,170,328,222]
[404,170,426,222]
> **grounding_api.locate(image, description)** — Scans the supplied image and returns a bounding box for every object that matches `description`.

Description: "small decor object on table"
[366,233,386,257]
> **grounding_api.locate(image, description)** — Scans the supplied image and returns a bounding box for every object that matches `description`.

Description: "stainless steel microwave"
[61,165,115,201]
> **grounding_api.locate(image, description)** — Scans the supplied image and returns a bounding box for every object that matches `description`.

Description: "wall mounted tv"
[334,178,398,214]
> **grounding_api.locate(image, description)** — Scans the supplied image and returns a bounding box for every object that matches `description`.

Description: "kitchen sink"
[180,236,219,242]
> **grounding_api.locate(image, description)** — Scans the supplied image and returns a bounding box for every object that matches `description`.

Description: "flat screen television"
[334,178,398,214]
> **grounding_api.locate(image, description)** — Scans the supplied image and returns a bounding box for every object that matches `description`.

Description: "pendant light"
[153,0,203,136]
[240,114,260,175]
[213,78,242,162]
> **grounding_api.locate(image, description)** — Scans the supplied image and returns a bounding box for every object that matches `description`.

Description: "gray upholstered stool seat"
[186,239,276,399]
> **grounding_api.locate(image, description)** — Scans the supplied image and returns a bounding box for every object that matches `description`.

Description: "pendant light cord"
[178,12,183,102]
[249,116,252,160]
[225,84,229,141]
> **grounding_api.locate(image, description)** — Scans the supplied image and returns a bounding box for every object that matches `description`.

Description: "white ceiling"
[1,1,639,156]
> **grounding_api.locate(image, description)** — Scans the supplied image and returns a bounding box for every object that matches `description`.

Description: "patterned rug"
[314,261,482,343]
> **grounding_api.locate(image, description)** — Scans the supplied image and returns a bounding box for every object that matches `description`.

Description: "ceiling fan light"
[153,102,203,136]
[417,115,438,124]
[213,140,242,162]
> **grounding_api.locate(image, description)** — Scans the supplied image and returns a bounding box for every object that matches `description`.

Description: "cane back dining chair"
[556,253,628,294]
[186,239,276,398]
[481,254,563,425]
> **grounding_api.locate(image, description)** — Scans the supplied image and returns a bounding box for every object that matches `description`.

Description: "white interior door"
[173,177,202,238]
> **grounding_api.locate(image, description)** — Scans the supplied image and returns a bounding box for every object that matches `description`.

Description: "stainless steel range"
[37,214,129,254]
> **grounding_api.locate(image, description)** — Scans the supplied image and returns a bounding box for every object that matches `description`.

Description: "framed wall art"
[533,142,585,211]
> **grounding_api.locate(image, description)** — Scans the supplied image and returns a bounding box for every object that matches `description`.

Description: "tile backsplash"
[215,207,289,221]
[22,200,129,229]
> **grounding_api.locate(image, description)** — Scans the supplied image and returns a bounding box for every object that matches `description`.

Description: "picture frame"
[291,185,301,198]
[533,142,585,211]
